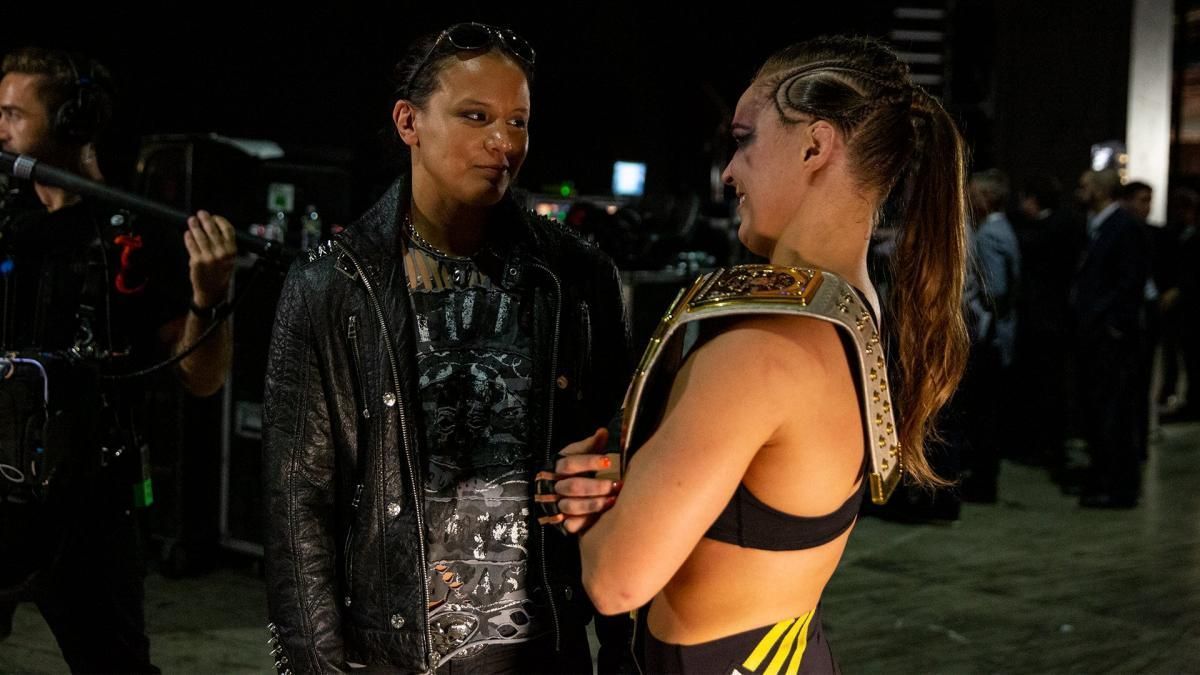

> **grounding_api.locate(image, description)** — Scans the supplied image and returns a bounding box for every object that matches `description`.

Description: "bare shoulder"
[694,314,844,374]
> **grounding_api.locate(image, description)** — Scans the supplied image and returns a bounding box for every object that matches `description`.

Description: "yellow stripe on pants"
[785,611,816,675]
[742,618,795,672]
[763,613,808,675]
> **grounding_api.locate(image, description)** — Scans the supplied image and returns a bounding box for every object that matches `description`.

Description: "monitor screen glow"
[613,161,646,196]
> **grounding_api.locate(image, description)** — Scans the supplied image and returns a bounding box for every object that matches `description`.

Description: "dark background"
[5,1,1137,211]
[0,0,1173,582]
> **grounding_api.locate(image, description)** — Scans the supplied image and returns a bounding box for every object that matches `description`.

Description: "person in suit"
[1166,188,1200,419]
[1013,175,1083,481]
[960,169,1021,503]
[1072,168,1150,508]
[1118,181,1160,459]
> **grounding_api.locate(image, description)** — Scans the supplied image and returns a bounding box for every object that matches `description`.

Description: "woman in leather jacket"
[262,23,631,674]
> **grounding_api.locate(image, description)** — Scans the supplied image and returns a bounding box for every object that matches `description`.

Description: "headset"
[52,53,108,145]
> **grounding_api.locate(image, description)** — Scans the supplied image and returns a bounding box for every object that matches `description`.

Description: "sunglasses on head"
[402,22,536,97]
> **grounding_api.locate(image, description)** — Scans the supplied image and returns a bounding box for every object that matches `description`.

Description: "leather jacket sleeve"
[586,254,634,429]
[263,263,346,673]
[582,254,636,674]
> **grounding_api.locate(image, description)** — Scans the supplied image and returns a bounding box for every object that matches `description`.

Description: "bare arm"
[158,210,236,397]
[577,316,825,615]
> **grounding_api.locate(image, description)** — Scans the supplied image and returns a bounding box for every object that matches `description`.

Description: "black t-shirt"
[0,196,190,360]
[0,194,191,503]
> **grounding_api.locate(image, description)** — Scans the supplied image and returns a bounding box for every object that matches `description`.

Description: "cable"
[90,210,116,357]
[100,257,265,381]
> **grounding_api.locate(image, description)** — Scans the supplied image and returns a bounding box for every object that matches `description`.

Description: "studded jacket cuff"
[266,622,294,675]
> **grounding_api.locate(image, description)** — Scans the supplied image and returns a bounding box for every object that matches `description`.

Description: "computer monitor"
[613,161,647,197]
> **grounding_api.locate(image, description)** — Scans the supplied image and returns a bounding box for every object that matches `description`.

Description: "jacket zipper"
[577,300,591,401]
[531,262,564,651]
[343,483,364,607]
[348,314,369,415]
[334,242,433,668]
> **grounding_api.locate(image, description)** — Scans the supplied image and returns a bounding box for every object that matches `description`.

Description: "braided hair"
[757,36,969,488]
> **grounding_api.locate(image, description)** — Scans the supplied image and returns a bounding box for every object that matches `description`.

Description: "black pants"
[3,472,157,674]
[1134,303,1159,459]
[434,627,592,675]
[1079,334,1143,501]
[638,605,838,675]
[1012,330,1069,469]
[960,345,1005,502]
[1182,319,1200,413]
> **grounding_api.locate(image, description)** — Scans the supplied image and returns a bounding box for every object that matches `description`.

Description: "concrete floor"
[3,423,1198,674]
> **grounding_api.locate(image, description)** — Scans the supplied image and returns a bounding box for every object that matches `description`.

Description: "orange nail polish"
[599,457,611,469]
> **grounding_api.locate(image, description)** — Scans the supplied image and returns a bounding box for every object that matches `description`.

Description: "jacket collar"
[336,175,551,278]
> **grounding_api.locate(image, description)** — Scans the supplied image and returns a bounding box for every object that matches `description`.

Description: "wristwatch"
[188,299,228,322]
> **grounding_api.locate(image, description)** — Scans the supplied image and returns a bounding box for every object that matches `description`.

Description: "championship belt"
[619,264,902,505]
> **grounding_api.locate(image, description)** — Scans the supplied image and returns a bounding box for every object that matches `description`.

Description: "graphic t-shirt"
[404,237,547,664]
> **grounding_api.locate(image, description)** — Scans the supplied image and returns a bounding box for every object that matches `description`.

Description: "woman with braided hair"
[546,35,970,673]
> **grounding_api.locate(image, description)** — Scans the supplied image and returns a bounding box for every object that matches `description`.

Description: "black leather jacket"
[262,177,631,673]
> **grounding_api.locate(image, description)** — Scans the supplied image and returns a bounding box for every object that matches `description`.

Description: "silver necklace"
[405,213,471,261]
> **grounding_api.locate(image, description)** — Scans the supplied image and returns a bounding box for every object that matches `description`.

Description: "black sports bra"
[703,291,876,551]
[703,453,868,550]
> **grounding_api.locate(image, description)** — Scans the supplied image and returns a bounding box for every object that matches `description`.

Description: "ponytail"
[757,36,971,488]
[887,93,970,488]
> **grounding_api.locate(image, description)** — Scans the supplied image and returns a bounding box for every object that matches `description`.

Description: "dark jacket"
[973,211,1021,367]
[1014,208,1082,341]
[262,177,631,673]
[1072,205,1149,342]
